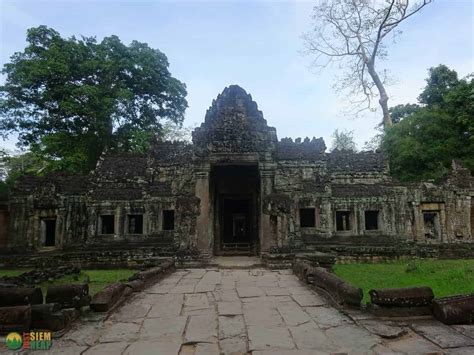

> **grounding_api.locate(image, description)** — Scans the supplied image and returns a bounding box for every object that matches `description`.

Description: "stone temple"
[1,85,473,264]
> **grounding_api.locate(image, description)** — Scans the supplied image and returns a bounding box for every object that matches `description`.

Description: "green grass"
[333,259,474,303]
[0,269,136,296]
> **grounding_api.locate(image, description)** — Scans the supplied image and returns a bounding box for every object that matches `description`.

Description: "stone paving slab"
[248,326,295,351]
[218,301,242,315]
[411,320,474,348]
[140,316,187,340]
[49,268,474,354]
[184,314,218,344]
[83,341,129,355]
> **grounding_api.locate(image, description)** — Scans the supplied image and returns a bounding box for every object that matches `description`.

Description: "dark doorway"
[212,165,259,255]
[163,210,175,231]
[222,198,251,244]
[42,219,56,247]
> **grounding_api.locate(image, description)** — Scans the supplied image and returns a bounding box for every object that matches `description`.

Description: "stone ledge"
[292,260,362,307]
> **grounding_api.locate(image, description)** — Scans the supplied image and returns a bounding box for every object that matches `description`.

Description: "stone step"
[206,256,265,269]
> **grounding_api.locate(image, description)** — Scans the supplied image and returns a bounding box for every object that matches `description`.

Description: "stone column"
[195,165,212,255]
[412,202,422,242]
[259,168,276,253]
[439,204,446,243]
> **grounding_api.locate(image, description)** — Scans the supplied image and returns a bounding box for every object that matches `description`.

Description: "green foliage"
[389,103,420,124]
[0,26,187,174]
[2,151,48,183]
[418,64,459,105]
[383,65,474,181]
[330,128,357,152]
[334,259,474,303]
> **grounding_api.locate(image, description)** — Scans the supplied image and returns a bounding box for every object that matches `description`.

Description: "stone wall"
[2,85,473,261]
[0,204,8,248]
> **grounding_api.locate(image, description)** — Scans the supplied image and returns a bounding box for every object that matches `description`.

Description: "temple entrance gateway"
[211,165,260,255]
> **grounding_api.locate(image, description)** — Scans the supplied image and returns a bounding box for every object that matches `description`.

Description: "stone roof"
[95,154,147,181]
[276,137,326,160]
[13,173,90,196]
[192,85,277,156]
[327,151,387,173]
[149,141,194,165]
[331,184,391,198]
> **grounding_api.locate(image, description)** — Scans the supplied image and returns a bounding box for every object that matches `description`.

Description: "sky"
[0,0,473,152]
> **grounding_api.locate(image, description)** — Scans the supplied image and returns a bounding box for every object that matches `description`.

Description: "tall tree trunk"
[367,62,393,130]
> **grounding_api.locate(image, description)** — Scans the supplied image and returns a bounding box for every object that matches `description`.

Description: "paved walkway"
[51,269,474,354]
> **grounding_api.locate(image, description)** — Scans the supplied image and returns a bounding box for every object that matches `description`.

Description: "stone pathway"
[45,269,474,354]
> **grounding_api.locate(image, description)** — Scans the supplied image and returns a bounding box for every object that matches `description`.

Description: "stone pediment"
[192,85,277,157]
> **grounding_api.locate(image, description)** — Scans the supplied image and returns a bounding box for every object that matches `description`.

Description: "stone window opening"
[335,211,351,231]
[365,210,379,231]
[423,211,440,239]
[300,208,316,228]
[128,214,143,234]
[163,210,175,231]
[100,215,115,235]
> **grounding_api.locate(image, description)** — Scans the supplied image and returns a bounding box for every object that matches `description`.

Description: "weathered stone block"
[0,305,31,333]
[367,303,432,317]
[337,282,363,306]
[0,287,43,306]
[90,282,126,312]
[37,308,80,331]
[369,287,434,307]
[307,267,362,306]
[292,260,313,282]
[46,284,90,309]
[31,303,61,328]
[126,279,146,292]
[433,294,474,325]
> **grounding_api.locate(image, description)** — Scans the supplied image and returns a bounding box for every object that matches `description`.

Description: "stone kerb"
[293,259,474,326]
[292,260,363,307]
[432,294,474,324]
[91,259,175,313]
[0,259,175,334]
[367,286,434,317]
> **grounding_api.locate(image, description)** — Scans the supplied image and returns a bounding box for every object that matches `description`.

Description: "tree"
[382,65,474,181]
[303,0,431,129]
[389,103,420,123]
[331,129,357,152]
[418,64,459,105]
[0,26,188,173]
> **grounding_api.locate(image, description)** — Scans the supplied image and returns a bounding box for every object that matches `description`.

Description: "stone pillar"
[195,166,212,255]
[412,202,422,242]
[439,204,446,243]
[259,168,276,253]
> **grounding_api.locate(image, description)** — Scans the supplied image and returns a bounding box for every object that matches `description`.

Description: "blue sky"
[1,0,473,151]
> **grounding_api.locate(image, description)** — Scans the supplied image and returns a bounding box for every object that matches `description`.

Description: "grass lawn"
[0,269,136,296]
[333,259,474,303]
